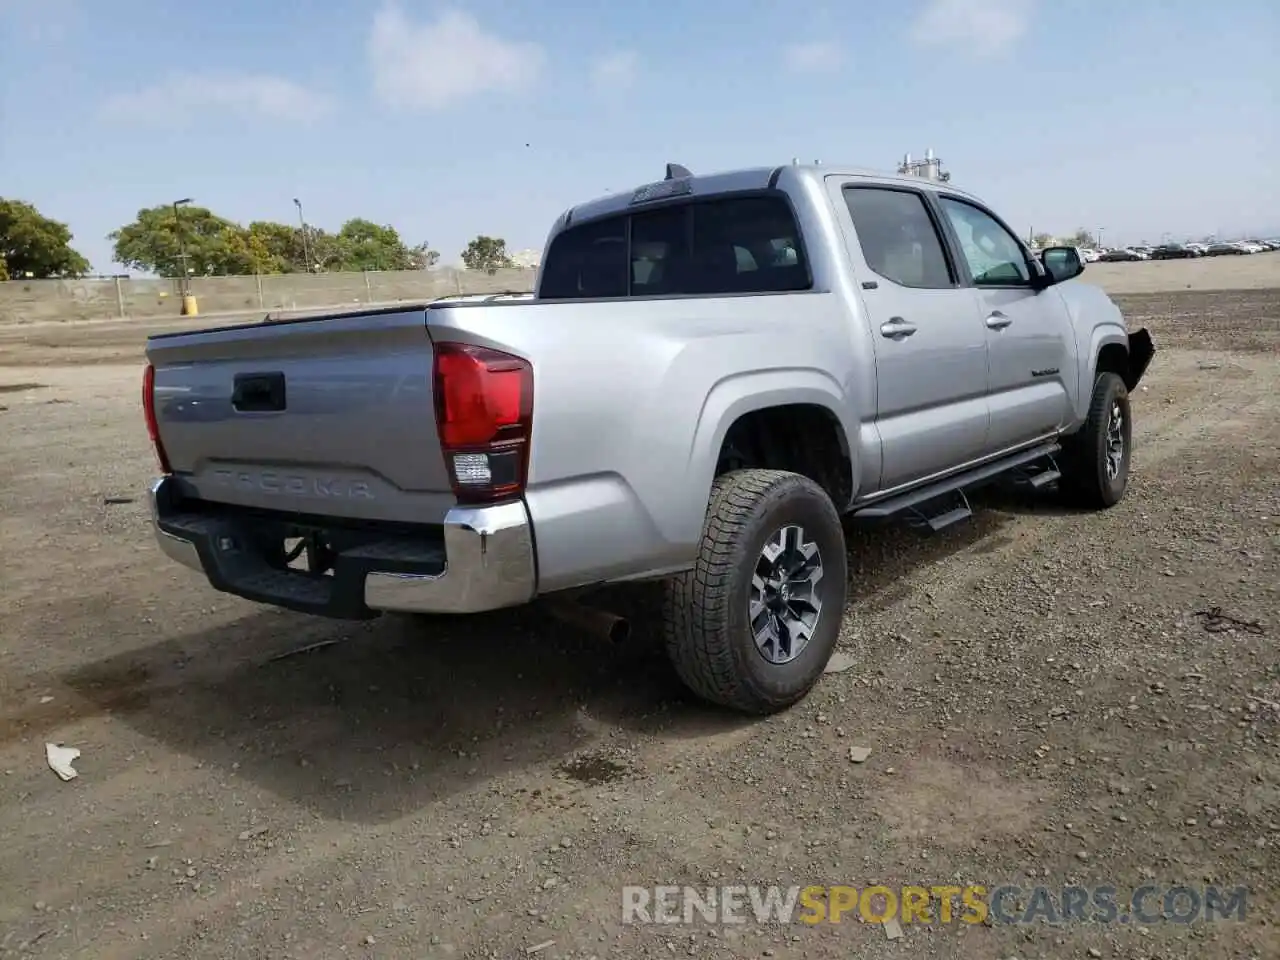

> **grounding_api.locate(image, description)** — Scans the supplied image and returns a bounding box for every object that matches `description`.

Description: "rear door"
[933,194,1074,451]
[833,180,991,492]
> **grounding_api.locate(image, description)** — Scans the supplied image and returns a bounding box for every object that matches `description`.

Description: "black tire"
[661,469,848,714]
[1059,371,1132,508]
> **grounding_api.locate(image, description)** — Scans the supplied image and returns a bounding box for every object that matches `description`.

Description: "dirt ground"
[0,259,1277,959]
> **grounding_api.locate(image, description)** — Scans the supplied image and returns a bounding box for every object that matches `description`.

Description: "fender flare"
[1089,324,1155,391]
[676,369,857,537]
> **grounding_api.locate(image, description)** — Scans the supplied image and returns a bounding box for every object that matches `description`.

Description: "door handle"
[985,313,1012,330]
[879,317,917,339]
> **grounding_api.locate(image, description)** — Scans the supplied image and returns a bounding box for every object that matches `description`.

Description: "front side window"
[938,197,1031,286]
[537,193,810,299]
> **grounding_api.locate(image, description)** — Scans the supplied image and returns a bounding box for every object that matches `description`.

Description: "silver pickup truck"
[143,161,1154,715]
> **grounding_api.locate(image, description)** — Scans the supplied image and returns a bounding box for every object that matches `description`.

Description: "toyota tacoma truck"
[143,161,1154,715]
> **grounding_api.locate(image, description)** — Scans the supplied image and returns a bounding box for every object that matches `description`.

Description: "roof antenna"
[665,163,693,180]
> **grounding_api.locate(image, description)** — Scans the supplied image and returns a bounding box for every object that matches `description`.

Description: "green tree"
[0,198,91,279]
[335,218,416,272]
[110,203,445,275]
[246,220,303,273]
[1070,229,1097,249]
[110,204,249,277]
[1031,232,1055,248]
[219,226,280,275]
[461,235,514,274]
[306,227,348,272]
[408,241,440,269]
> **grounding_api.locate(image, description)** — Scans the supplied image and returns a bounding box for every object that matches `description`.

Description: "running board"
[1025,467,1062,490]
[925,503,973,532]
[854,442,1062,521]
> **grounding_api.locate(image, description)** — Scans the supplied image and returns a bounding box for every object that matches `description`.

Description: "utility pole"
[293,198,312,272]
[172,198,192,295]
[1097,226,1105,250]
[172,197,195,314]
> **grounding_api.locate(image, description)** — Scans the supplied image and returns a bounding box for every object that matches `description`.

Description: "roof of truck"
[561,162,983,229]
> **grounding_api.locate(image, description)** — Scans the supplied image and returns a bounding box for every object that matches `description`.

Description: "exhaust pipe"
[542,598,631,643]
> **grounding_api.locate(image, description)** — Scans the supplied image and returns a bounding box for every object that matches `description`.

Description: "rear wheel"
[1060,371,1131,508]
[661,469,847,714]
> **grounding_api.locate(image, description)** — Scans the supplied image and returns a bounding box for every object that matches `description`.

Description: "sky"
[1,0,1277,273]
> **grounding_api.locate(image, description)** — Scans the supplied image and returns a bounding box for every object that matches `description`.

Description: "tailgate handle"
[232,372,286,412]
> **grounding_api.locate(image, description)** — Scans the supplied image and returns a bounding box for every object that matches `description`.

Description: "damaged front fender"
[1125,328,1155,390]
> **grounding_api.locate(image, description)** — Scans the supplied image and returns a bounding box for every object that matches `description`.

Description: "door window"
[842,186,954,289]
[938,197,1031,286]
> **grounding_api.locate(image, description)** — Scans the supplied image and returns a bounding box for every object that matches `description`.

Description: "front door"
[834,181,991,492]
[934,195,1074,452]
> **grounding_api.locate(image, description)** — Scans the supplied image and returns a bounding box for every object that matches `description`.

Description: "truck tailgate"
[146,308,455,524]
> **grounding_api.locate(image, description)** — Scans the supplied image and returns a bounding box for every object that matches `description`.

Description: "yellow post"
[181,295,199,316]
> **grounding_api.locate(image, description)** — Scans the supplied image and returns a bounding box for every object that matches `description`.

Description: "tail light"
[142,363,173,474]
[432,342,533,503]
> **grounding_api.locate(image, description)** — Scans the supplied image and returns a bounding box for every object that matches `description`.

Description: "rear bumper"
[148,476,537,619]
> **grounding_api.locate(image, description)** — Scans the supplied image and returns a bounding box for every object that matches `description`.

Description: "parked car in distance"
[1078,248,1101,263]
[1206,241,1249,256]
[1150,243,1197,260]
[1130,246,1153,259]
[1237,241,1266,254]
[1099,248,1144,262]
[141,160,1155,715]
[1185,243,1208,256]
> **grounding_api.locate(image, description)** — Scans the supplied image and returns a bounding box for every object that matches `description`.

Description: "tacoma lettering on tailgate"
[213,469,374,500]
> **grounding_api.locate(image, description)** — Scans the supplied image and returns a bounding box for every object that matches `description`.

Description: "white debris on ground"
[45,743,81,781]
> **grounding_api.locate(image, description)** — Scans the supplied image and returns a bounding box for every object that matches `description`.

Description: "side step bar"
[854,441,1062,522]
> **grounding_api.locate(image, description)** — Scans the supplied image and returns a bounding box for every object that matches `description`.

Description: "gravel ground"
[0,268,1277,960]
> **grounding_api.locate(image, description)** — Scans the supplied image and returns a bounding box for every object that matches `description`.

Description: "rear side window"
[538,194,810,299]
[842,187,953,289]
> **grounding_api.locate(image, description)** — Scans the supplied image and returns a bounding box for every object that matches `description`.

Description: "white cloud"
[369,4,545,110]
[100,73,331,123]
[783,41,843,74]
[909,0,1035,56]
[591,51,639,90]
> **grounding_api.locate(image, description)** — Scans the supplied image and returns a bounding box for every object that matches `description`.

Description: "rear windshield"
[538,193,811,299]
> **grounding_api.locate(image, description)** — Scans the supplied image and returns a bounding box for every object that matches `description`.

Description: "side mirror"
[1039,246,1084,285]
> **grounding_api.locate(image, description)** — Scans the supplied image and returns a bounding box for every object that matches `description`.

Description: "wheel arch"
[681,371,857,540]
[1089,324,1154,395]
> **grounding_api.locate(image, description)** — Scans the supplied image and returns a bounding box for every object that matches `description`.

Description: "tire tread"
[662,469,840,713]
[1060,371,1128,508]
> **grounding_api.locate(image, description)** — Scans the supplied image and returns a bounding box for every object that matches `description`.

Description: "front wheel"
[661,469,848,714]
[1059,371,1132,508]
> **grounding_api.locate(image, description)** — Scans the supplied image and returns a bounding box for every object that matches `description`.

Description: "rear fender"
[683,373,857,536]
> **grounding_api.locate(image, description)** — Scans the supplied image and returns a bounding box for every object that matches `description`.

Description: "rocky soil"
[0,279,1276,960]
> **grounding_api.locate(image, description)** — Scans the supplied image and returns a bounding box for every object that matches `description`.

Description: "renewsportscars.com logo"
[621,884,1250,926]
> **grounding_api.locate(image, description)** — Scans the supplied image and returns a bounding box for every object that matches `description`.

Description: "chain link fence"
[0,267,539,325]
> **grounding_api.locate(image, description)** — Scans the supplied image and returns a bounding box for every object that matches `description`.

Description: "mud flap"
[1126,328,1155,390]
